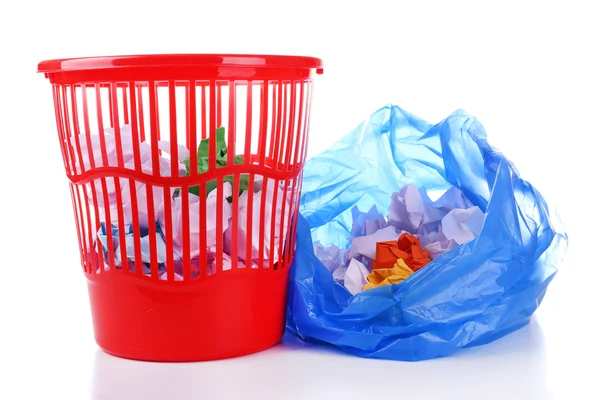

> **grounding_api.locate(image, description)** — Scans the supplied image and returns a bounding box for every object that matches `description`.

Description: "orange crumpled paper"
[363,258,414,290]
[372,232,432,271]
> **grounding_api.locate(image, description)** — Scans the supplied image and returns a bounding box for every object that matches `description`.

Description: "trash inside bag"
[286,105,567,361]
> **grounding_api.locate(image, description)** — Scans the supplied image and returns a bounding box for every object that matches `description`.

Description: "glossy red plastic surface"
[38,54,324,84]
[88,268,290,361]
[38,54,322,361]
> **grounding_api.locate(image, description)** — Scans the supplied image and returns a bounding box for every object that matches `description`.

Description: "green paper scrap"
[179,127,250,200]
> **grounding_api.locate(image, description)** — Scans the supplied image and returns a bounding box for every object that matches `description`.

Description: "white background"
[0,1,598,399]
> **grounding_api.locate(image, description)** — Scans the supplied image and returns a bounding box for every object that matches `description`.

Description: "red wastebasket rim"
[37,54,324,74]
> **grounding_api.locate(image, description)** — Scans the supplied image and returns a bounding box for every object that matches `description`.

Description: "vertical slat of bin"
[108,85,114,127]
[94,84,109,164]
[180,185,190,279]
[163,80,179,281]
[201,85,207,140]
[215,175,224,273]
[257,80,268,167]
[184,80,197,280]
[198,83,208,277]
[216,82,222,128]
[199,181,207,276]
[127,82,144,276]
[272,82,284,168]
[267,81,278,162]
[257,81,269,269]
[244,81,255,268]
[280,84,289,170]
[136,85,146,142]
[146,81,160,279]
[228,81,239,268]
[210,81,224,273]
[110,85,125,168]
[168,81,180,178]
[122,86,129,125]
[110,83,129,272]
[162,182,175,280]
[80,86,96,170]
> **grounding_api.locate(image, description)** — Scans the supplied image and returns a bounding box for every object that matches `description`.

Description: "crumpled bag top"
[286,104,567,361]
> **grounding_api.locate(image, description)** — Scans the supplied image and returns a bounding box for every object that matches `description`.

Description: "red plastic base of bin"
[87,268,290,362]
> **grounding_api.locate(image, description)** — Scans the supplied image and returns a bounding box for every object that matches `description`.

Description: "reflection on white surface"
[90,319,553,400]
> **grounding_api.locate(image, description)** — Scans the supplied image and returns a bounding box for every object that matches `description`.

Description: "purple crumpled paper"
[313,241,347,281]
[349,205,387,240]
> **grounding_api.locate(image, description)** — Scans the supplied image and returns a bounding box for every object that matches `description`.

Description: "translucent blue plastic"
[286,105,567,361]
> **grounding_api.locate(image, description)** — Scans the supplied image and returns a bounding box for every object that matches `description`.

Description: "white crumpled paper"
[158,183,233,260]
[387,184,471,234]
[71,125,189,175]
[344,258,370,295]
[224,177,292,267]
[440,206,485,244]
[73,125,189,228]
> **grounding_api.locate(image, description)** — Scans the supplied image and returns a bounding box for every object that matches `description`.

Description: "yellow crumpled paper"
[363,258,414,291]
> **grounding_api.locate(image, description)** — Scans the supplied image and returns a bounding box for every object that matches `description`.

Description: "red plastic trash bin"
[37,54,323,361]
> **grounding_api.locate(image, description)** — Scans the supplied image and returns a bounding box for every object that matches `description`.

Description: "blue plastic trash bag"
[286,105,567,361]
